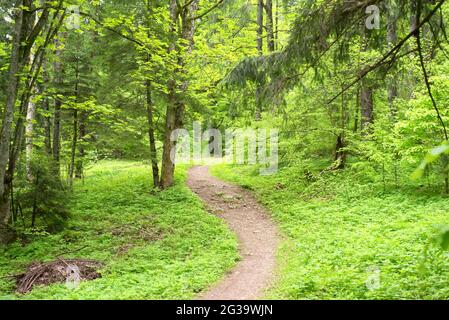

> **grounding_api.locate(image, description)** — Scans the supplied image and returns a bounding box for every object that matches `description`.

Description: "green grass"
[0,160,238,300]
[211,163,449,300]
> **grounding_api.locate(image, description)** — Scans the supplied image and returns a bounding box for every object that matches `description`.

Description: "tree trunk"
[75,111,86,179]
[0,1,24,244]
[69,110,78,185]
[360,30,374,133]
[52,98,62,170]
[52,38,63,174]
[69,60,80,184]
[30,174,39,228]
[160,99,177,189]
[40,63,52,156]
[266,0,274,52]
[43,96,52,156]
[353,86,360,133]
[160,0,198,189]
[387,4,398,119]
[360,83,374,132]
[255,0,264,121]
[274,0,279,51]
[257,0,264,54]
[160,0,179,189]
[6,3,40,228]
[0,183,13,244]
[25,18,38,181]
[335,87,348,169]
[25,97,36,181]
[145,0,159,188]
[335,134,346,169]
[0,0,57,243]
[146,80,160,188]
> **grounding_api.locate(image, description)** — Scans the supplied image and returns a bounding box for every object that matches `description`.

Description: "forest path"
[187,166,279,300]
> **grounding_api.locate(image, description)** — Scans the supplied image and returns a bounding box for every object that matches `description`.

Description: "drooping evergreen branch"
[416,0,448,141]
[327,0,446,105]
[78,12,146,48]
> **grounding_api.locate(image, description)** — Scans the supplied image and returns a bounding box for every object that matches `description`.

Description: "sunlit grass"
[0,161,238,300]
[211,163,449,299]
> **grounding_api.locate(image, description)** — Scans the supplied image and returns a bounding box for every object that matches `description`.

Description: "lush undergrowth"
[0,161,238,300]
[211,163,449,299]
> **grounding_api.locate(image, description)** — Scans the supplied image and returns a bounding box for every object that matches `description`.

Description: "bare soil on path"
[187,166,279,300]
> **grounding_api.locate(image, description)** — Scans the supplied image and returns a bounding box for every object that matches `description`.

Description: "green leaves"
[412,143,449,180]
[437,227,449,250]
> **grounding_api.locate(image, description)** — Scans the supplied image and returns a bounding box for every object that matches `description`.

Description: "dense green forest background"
[1,0,449,299]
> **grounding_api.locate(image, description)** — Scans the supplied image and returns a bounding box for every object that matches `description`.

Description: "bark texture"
[160,0,199,189]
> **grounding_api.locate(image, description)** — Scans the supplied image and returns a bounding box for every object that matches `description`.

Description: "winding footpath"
[187,166,279,300]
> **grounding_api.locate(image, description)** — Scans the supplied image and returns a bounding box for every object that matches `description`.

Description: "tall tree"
[52,36,63,175]
[0,0,25,243]
[387,2,398,119]
[145,0,159,188]
[360,30,374,133]
[255,0,264,121]
[160,0,199,188]
[0,0,63,244]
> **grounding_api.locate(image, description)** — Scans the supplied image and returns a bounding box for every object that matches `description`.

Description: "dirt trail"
[187,166,279,300]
